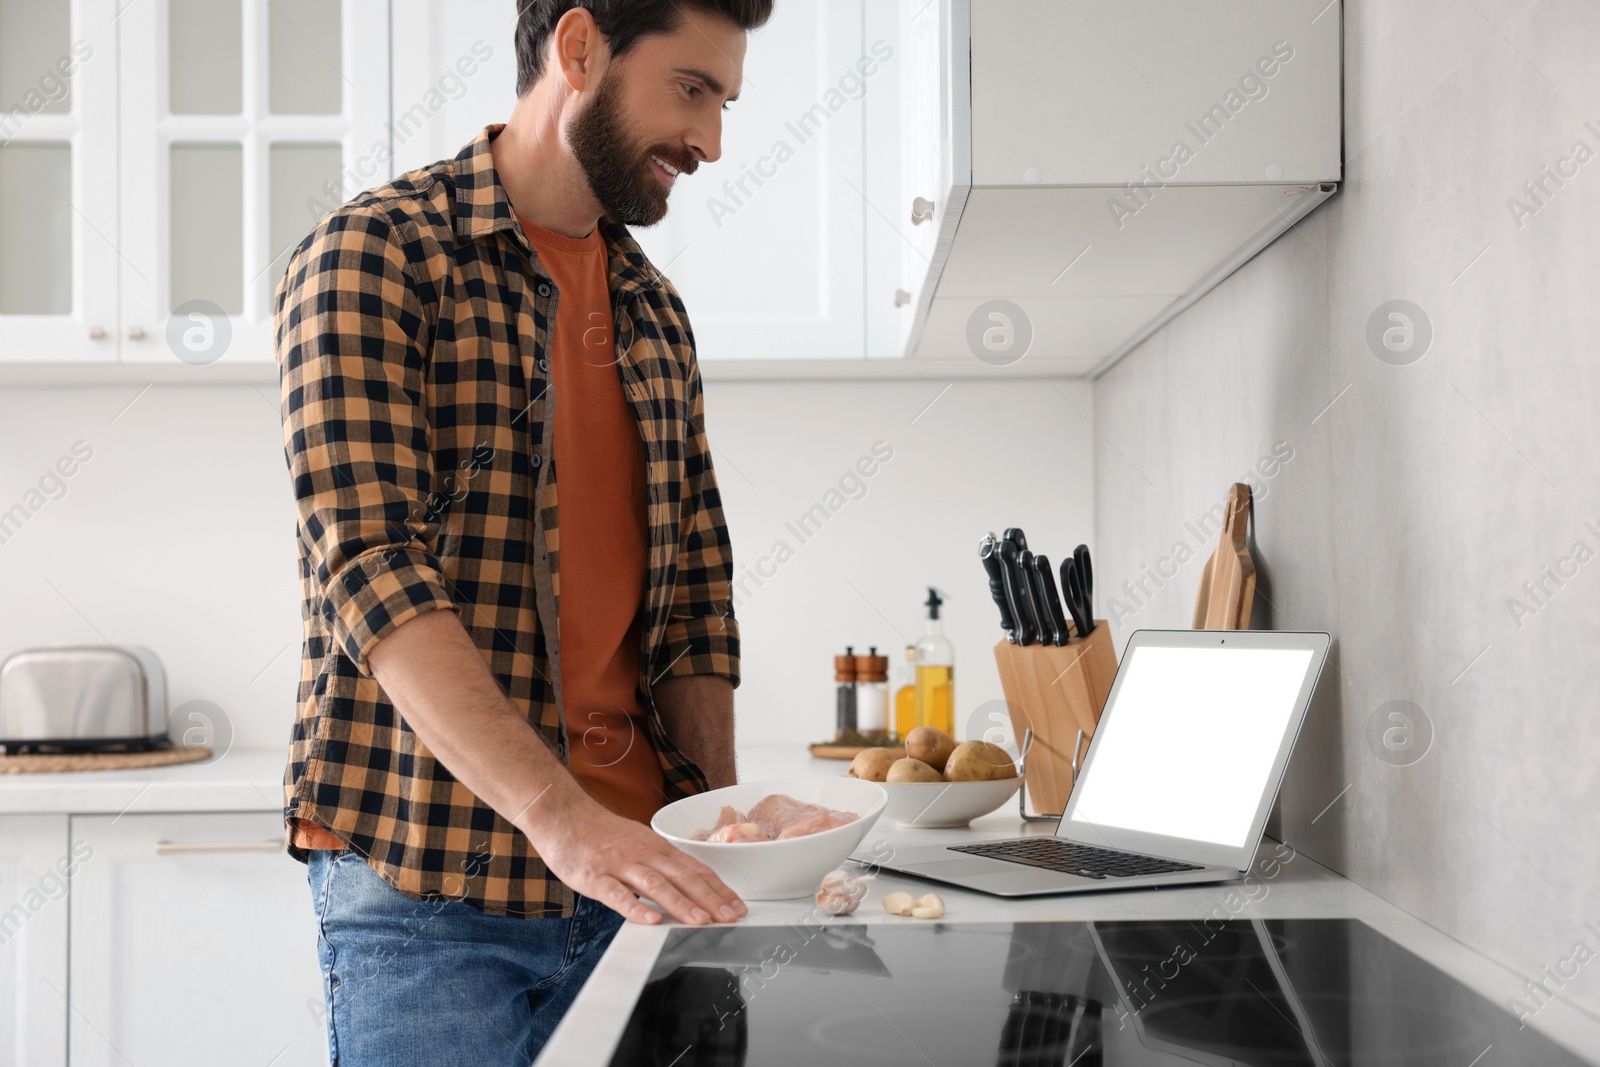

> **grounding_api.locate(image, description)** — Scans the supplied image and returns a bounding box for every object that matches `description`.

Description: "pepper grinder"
[834,646,858,740]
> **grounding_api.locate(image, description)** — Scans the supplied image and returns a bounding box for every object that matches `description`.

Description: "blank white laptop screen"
[1065,645,1315,849]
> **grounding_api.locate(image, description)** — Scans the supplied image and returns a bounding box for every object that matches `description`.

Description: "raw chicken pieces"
[688,795,860,843]
[748,795,859,839]
[708,821,768,843]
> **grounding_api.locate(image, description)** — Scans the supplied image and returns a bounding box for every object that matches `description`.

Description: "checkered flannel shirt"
[275,124,739,918]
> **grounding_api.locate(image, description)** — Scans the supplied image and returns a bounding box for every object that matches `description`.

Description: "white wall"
[0,378,1093,757]
[1094,0,1600,1017]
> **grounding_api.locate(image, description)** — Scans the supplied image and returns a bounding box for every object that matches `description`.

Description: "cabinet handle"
[154,839,283,855]
[88,326,106,340]
[127,326,146,341]
[894,289,911,307]
[910,197,935,225]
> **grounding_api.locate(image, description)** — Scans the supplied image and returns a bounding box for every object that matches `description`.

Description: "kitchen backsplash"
[0,377,1092,756]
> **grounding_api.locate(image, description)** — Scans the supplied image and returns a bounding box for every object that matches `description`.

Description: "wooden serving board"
[1193,482,1257,630]
[808,743,905,761]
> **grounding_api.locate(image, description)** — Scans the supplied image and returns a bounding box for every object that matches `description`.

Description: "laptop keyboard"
[948,838,1204,879]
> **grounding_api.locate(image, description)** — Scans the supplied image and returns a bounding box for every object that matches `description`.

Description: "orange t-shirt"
[290,215,664,854]
[520,214,665,827]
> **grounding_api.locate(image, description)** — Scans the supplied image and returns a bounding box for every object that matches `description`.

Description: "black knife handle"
[1072,544,1094,636]
[979,534,1018,640]
[997,540,1037,646]
[1025,554,1061,645]
[1031,554,1070,646]
[1061,557,1092,639]
[1003,527,1029,554]
[1015,548,1046,647]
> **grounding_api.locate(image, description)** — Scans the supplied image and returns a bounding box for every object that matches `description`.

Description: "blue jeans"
[306,849,625,1066]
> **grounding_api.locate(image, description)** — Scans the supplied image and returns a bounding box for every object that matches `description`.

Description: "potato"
[847,748,899,782]
[943,740,1018,782]
[904,726,957,773]
[885,757,942,783]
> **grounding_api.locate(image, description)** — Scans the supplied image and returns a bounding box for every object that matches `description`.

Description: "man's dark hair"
[515,1,775,96]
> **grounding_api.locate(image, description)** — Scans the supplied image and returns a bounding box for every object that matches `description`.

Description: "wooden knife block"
[992,623,1117,816]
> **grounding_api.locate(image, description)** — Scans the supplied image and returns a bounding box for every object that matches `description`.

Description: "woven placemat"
[0,746,213,774]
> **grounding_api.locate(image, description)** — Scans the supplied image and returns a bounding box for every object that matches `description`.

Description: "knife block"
[992,623,1117,816]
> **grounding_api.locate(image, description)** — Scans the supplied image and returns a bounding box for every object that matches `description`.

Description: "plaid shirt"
[275,125,739,919]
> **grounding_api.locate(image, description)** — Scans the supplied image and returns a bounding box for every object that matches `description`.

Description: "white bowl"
[879,777,1023,828]
[652,777,887,900]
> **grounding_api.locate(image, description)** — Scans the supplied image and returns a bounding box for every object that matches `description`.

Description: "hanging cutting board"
[1192,483,1256,630]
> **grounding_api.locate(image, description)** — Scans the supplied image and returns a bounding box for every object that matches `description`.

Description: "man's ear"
[551,7,605,93]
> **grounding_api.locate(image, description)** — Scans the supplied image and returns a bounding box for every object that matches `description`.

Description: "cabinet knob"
[88,326,106,340]
[910,197,935,225]
[894,288,911,307]
[127,326,146,341]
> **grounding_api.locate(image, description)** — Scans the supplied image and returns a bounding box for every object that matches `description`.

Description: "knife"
[1015,548,1047,647]
[1071,543,1094,637]
[1030,553,1070,645]
[979,533,1019,641]
[996,538,1038,645]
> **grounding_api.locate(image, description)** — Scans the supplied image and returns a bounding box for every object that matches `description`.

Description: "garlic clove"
[815,868,875,915]
[881,891,914,916]
[911,893,944,919]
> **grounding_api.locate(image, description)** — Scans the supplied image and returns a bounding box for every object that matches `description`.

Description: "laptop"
[860,629,1330,897]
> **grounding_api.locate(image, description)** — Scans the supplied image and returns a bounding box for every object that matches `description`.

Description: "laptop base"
[854,842,1241,898]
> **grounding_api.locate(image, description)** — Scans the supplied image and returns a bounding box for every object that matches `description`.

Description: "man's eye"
[682,83,700,98]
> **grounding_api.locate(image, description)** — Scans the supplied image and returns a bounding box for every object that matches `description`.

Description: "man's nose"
[686,113,723,166]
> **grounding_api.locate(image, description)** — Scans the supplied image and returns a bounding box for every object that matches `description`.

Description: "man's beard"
[567,68,696,227]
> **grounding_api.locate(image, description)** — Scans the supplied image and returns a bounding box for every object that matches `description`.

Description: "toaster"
[0,646,168,750]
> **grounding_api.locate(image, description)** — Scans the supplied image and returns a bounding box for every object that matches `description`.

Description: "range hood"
[897,0,1343,377]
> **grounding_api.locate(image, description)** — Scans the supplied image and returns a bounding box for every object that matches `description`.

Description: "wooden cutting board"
[1192,482,1257,630]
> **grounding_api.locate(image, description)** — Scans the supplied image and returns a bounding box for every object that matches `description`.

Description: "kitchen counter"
[10,743,1599,1061]
[0,746,286,814]
[539,744,1600,1066]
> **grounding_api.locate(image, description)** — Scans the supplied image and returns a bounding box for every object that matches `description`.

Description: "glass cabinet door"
[0,0,120,363]
[118,0,389,365]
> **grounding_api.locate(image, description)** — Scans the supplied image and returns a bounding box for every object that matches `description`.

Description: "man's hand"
[367,608,747,925]
[530,791,746,926]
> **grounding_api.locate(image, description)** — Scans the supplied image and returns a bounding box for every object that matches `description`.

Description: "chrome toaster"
[0,646,168,751]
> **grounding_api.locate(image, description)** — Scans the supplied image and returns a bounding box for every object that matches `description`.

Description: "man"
[273,1,773,1061]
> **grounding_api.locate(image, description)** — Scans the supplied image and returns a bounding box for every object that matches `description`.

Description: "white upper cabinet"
[0,0,1341,375]
[628,0,876,361]
[386,0,520,179]
[0,0,118,363]
[902,0,1343,375]
[117,0,389,366]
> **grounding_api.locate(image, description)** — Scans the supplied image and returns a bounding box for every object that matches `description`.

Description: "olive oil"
[915,664,954,735]
[913,587,955,736]
[894,645,917,739]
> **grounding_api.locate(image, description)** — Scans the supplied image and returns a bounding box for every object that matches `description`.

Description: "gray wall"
[1094,0,1600,1014]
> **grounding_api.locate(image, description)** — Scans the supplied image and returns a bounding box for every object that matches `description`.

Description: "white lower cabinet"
[68,812,328,1067]
[0,815,71,1067]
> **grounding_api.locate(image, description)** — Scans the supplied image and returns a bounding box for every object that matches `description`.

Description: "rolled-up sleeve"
[275,204,457,675]
[656,352,741,688]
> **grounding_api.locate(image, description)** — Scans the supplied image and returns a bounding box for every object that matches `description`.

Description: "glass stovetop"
[607,918,1593,1066]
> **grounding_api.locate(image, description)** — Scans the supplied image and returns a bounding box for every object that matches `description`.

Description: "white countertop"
[10,742,1599,1061]
[0,746,286,815]
[540,744,1600,1066]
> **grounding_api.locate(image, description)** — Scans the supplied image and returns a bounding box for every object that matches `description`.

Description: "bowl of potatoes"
[846,726,1021,829]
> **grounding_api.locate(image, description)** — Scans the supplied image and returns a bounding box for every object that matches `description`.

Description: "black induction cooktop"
[606,918,1595,1066]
